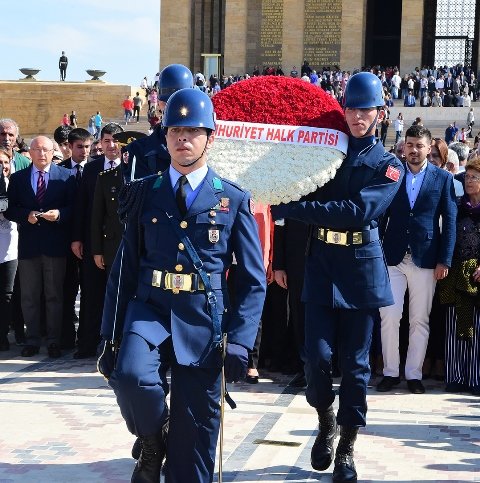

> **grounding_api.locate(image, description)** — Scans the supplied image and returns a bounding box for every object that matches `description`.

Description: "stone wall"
[0,81,135,137]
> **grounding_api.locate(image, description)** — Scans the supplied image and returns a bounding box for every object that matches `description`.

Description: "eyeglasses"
[465,174,480,182]
[30,148,54,154]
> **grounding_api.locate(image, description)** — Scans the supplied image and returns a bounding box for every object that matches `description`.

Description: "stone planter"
[86,70,106,82]
[19,68,40,80]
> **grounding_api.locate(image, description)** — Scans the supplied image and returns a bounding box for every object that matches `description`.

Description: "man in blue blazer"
[5,136,76,358]
[378,125,457,394]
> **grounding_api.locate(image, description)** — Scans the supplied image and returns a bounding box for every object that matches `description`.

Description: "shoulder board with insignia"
[220,178,246,193]
[99,166,118,176]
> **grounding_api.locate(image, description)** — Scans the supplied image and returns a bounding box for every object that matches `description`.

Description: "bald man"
[5,136,76,358]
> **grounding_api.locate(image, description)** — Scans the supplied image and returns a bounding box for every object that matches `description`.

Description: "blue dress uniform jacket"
[101,167,266,367]
[271,139,404,309]
[5,163,75,259]
[271,136,405,428]
[381,161,457,268]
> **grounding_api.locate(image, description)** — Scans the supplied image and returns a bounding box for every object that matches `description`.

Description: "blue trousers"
[304,304,375,427]
[110,332,222,483]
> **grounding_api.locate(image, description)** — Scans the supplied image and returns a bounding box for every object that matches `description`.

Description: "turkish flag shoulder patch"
[385,165,401,182]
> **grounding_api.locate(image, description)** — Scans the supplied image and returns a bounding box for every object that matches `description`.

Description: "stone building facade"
[160,0,480,77]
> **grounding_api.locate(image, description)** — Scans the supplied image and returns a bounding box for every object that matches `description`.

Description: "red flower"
[212,76,347,133]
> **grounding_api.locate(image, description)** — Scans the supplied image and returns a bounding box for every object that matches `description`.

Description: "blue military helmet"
[158,64,194,101]
[162,88,216,131]
[343,72,385,109]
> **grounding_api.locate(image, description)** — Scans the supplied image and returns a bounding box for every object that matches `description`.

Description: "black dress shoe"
[289,372,307,388]
[245,374,259,384]
[0,337,10,351]
[60,340,76,350]
[376,376,401,392]
[445,382,468,393]
[21,345,40,357]
[472,386,480,396]
[73,350,96,359]
[407,379,425,394]
[47,343,62,358]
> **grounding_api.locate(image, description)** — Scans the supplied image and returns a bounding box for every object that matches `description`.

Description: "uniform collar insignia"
[153,175,163,189]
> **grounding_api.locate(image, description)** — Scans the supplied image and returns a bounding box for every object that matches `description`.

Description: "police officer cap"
[162,88,216,131]
[344,72,384,109]
[158,64,194,102]
[113,130,147,147]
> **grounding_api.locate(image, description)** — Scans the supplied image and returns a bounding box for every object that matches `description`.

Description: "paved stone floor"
[0,339,479,483]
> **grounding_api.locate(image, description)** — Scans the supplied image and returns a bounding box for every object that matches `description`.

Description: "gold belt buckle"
[152,270,162,287]
[164,272,193,292]
[326,230,349,246]
[352,232,363,244]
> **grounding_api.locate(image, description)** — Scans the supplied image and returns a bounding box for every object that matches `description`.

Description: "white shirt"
[103,157,120,171]
[405,161,428,209]
[394,118,404,132]
[391,74,401,88]
[70,160,87,177]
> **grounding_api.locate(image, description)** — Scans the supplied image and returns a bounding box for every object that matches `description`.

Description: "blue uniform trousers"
[304,304,375,427]
[110,332,222,483]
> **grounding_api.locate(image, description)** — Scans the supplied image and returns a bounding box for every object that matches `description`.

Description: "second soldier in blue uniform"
[99,89,266,482]
[271,72,405,483]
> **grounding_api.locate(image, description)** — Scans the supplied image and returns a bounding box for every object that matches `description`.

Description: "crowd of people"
[0,61,480,483]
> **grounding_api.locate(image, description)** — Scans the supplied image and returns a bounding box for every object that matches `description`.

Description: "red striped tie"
[36,171,46,205]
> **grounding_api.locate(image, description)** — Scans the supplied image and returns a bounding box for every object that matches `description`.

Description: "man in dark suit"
[378,125,457,394]
[58,128,93,349]
[71,123,123,358]
[5,136,75,357]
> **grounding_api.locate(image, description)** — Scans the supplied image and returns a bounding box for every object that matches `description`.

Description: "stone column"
[160,0,192,68]
[224,0,248,75]
[282,0,305,74]
[340,0,367,71]
[400,0,424,74]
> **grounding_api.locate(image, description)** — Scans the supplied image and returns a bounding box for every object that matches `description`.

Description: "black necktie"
[36,171,46,205]
[75,164,82,183]
[176,175,188,217]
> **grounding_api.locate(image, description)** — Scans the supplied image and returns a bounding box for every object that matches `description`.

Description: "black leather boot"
[132,418,169,461]
[332,426,359,483]
[311,406,338,471]
[131,434,165,483]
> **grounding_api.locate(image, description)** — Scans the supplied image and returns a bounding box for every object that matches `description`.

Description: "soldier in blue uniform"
[271,72,405,483]
[122,64,194,181]
[99,88,266,483]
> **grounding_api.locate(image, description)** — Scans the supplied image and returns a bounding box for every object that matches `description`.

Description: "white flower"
[209,139,343,204]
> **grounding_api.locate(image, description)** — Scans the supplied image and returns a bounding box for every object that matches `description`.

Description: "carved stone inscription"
[304,0,342,68]
[259,0,283,67]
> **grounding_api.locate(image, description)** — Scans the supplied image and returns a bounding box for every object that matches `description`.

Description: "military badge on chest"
[209,227,220,243]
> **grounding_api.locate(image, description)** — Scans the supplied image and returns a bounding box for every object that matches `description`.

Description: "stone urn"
[86,69,106,81]
[19,68,40,80]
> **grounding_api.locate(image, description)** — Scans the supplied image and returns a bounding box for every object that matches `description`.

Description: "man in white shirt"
[391,71,401,99]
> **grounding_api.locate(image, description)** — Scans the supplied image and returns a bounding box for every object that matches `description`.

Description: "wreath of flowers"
[210,76,348,204]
